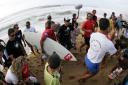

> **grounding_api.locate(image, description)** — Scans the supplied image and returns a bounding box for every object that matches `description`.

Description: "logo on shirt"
[15,43,19,48]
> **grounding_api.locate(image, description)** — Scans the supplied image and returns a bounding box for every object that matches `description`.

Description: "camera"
[121,21,128,29]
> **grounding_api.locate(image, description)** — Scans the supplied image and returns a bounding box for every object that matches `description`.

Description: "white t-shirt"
[5,67,18,84]
[87,32,117,63]
[24,26,36,32]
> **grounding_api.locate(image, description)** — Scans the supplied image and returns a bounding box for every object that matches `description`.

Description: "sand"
[24,34,128,85]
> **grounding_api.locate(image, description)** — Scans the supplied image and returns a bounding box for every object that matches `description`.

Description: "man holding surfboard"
[40,21,56,60]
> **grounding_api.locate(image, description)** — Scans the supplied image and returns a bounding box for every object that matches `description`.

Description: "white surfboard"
[23,32,77,61]
[23,32,42,49]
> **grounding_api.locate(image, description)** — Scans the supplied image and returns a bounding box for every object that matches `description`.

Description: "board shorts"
[85,55,100,74]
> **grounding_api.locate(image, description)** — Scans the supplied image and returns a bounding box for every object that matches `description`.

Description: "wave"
[0,5,78,30]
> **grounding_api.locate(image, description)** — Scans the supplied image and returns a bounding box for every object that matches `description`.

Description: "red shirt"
[82,20,95,38]
[41,28,56,42]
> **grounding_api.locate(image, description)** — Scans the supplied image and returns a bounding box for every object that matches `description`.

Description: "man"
[103,13,107,19]
[24,21,36,32]
[6,28,25,62]
[116,14,123,38]
[57,18,73,50]
[92,10,98,27]
[45,15,55,25]
[40,21,56,53]
[80,13,95,52]
[75,18,117,83]
[13,24,26,46]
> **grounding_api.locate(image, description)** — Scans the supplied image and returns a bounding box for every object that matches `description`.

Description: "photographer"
[121,21,128,39]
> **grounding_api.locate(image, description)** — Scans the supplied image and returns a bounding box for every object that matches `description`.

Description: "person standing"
[6,28,25,62]
[44,52,61,85]
[13,24,26,47]
[92,10,98,28]
[24,21,36,32]
[57,18,73,50]
[80,13,95,52]
[73,18,117,84]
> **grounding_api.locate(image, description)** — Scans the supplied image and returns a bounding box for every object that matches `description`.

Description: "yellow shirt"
[44,63,61,85]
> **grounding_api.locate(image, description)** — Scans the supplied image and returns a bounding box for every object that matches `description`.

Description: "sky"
[0,0,128,19]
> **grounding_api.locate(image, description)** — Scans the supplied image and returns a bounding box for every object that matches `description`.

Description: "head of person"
[111,15,116,21]
[45,21,52,29]
[8,28,15,41]
[13,24,19,33]
[0,45,4,61]
[48,52,61,71]
[87,13,93,20]
[47,15,52,21]
[119,14,123,19]
[99,18,110,32]
[110,12,115,19]
[73,13,76,18]
[104,13,107,18]
[64,18,70,26]
[92,10,96,15]
[112,12,115,16]
[26,21,31,28]
[11,56,27,79]
[123,48,128,59]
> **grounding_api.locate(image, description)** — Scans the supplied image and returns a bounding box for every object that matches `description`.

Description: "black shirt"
[58,24,73,42]
[6,40,24,58]
[15,30,23,45]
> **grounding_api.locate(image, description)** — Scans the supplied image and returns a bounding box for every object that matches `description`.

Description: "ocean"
[0,0,128,42]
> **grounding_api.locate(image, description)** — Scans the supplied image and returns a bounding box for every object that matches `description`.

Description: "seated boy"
[108,48,128,80]
[44,52,61,85]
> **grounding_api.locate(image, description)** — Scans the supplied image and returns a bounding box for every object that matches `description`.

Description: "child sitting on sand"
[108,48,128,80]
[108,36,128,81]
[44,52,61,85]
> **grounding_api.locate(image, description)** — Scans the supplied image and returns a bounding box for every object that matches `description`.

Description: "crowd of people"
[0,9,128,85]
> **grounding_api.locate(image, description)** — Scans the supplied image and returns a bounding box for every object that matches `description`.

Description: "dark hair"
[123,48,128,59]
[104,13,107,17]
[47,15,52,20]
[48,52,61,69]
[73,13,76,17]
[8,28,15,36]
[13,24,19,29]
[112,12,115,15]
[26,21,30,25]
[0,45,4,52]
[115,36,128,50]
[99,18,110,30]
[92,10,96,12]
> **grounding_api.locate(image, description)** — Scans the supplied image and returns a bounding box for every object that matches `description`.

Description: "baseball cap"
[64,17,70,22]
